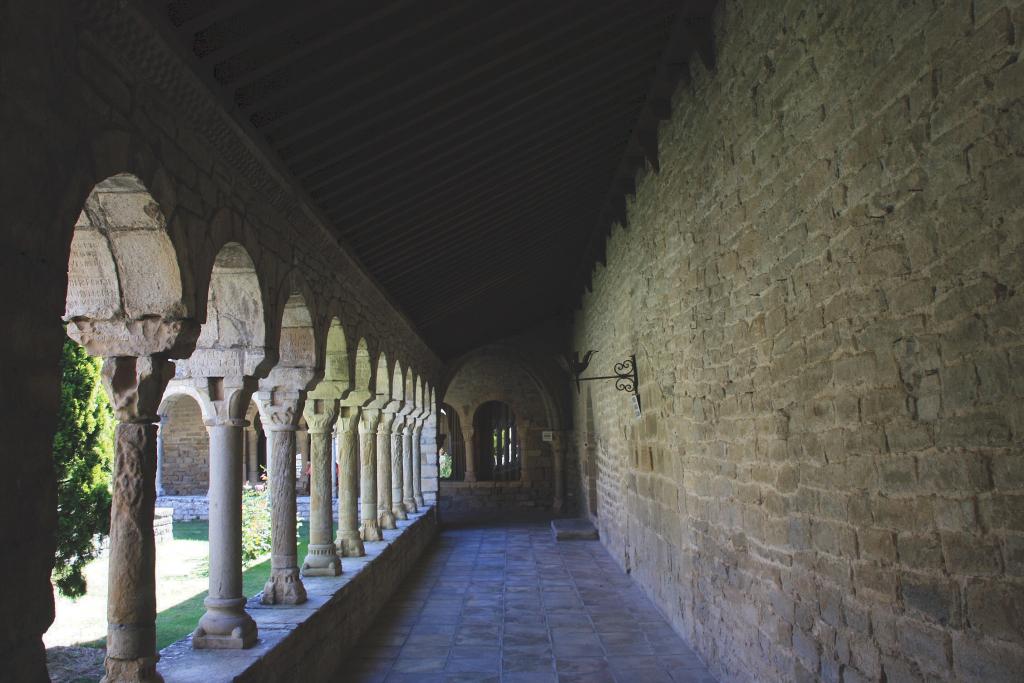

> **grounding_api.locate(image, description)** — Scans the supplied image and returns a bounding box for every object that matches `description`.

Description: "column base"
[414,494,425,507]
[361,518,383,541]
[261,566,307,604]
[464,473,477,482]
[337,532,366,557]
[101,655,163,683]
[302,543,342,576]
[379,509,397,529]
[553,497,564,514]
[403,498,418,514]
[193,598,257,649]
[392,503,408,521]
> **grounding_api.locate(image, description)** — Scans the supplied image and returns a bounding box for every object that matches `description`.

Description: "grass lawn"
[45,519,315,651]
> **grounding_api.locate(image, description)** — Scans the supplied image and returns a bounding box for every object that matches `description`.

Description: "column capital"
[302,397,339,434]
[256,392,306,432]
[377,411,397,433]
[359,407,381,433]
[336,407,360,434]
[101,355,175,424]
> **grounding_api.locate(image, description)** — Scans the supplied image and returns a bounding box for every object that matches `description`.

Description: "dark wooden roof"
[160,0,716,358]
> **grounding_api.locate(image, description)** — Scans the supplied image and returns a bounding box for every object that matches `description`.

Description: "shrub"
[439,451,453,479]
[240,485,272,564]
[52,338,114,598]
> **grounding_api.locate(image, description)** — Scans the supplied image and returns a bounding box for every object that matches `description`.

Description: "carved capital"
[302,398,339,434]
[101,355,175,424]
[377,411,397,434]
[68,317,200,360]
[256,390,306,431]
[336,407,360,435]
[359,408,381,434]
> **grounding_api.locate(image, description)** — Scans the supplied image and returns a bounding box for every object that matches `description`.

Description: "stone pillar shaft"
[360,411,383,541]
[195,421,257,648]
[377,414,397,529]
[99,354,173,683]
[462,426,477,482]
[391,420,408,520]
[245,427,260,485]
[412,424,425,507]
[337,410,365,556]
[155,415,166,497]
[262,426,306,603]
[402,425,416,513]
[302,402,341,576]
[553,442,565,514]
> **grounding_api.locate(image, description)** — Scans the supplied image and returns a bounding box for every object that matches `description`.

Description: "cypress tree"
[51,337,114,598]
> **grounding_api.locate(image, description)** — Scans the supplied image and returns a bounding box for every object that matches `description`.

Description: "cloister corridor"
[6,2,1023,682]
[344,524,715,683]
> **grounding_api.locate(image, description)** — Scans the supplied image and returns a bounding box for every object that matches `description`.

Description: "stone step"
[551,518,598,541]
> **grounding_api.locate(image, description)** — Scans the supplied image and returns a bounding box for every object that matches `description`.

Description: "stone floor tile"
[338,524,715,682]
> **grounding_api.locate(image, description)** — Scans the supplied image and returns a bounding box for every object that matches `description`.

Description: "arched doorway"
[438,403,464,481]
[472,401,520,482]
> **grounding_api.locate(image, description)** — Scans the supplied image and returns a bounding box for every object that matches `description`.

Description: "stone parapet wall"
[159,507,439,683]
[572,2,1024,682]
[438,480,554,524]
[157,495,330,522]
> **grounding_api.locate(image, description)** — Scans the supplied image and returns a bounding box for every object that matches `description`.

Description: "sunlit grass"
[46,519,315,651]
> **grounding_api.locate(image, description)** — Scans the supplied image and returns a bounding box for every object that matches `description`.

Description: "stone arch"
[374,350,391,401]
[268,279,321,389]
[320,317,352,396]
[391,359,405,404]
[350,337,374,405]
[438,401,464,480]
[157,392,209,496]
[174,241,272,420]
[64,173,198,358]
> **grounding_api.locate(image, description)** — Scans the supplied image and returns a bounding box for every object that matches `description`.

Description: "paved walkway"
[343,523,716,682]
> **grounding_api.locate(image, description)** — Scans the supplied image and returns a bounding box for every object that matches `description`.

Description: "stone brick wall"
[161,395,209,496]
[572,3,1024,682]
[438,480,554,523]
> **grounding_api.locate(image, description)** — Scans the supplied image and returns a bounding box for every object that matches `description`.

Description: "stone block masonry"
[573,2,1024,682]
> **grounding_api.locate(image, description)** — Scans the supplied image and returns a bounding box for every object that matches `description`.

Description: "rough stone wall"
[572,3,1024,682]
[438,480,554,523]
[161,396,209,496]
[0,1,440,676]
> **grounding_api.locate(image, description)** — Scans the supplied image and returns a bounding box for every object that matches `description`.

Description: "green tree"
[52,337,114,598]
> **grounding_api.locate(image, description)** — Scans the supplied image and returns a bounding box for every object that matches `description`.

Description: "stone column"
[402,422,417,513]
[377,412,397,529]
[257,395,307,604]
[155,414,167,498]
[359,409,383,541]
[302,400,341,576]
[330,430,338,500]
[336,408,365,556]
[245,427,260,485]
[390,417,408,521]
[99,355,173,683]
[194,399,258,649]
[553,438,565,514]
[462,425,477,483]
[412,420,425,507]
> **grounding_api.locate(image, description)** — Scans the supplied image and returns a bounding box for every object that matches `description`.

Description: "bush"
[240,485,272,564]
[52,338,115,598]
[439,451,453,479]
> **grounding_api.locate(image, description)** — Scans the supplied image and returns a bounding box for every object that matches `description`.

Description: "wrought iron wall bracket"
[575,354,639,406]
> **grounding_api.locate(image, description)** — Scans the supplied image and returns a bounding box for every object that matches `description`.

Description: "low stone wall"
[157,495,329,521]
[160,506,438,682]
[438,479,555,524]
[153,508,174,544]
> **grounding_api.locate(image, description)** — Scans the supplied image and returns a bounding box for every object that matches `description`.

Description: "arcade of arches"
[4,2,1024,683]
